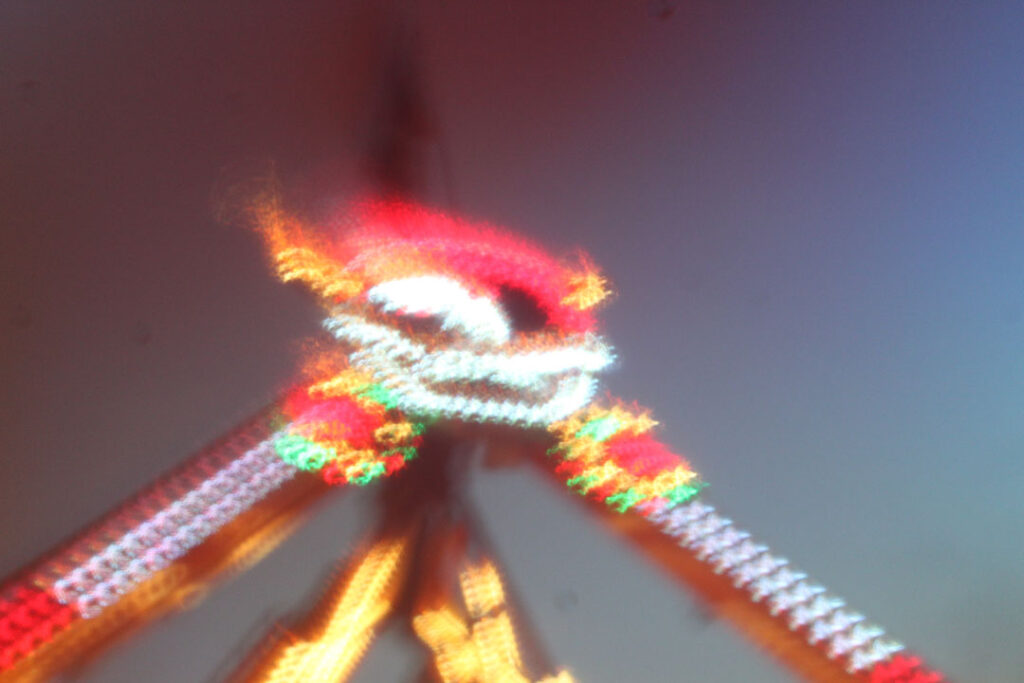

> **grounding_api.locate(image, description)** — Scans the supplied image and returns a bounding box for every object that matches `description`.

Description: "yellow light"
[413,606,480,683]
[460,562,505,617]
[561,438,606,465]
[307,369,377,399]
[548,405,604,441]
[275,246,365,300]
[561,270,609,310]
[631,468,699,498]
[472,613,527,681]
[373,421,417,447]
[550,404,658,445]
[413,606,470,646]
[412,559,575,683]
[578,461,622,487]
[605,405,657,435]
[253,536,408,683]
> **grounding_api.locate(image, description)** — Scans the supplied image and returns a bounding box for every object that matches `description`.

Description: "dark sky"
[2,1,1023,681]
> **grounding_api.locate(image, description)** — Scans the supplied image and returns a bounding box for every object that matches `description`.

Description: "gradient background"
[2,1,1023,681]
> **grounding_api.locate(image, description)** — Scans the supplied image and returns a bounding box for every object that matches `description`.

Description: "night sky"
[2,2,1023,681]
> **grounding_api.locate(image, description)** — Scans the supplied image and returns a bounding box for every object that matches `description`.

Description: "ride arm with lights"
[544,403,942,682]
[257,198,944,683]
[0,376,417,680]
[0,405,296,676]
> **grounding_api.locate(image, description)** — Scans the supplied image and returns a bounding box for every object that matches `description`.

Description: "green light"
[606,489,644,512]
[664,482,703,506]
[574,414,622,442]
[566,474,599,493]
[357,383,400,410]
[381,446,418,461]
[351,461,387,486]
[274,433,334,471]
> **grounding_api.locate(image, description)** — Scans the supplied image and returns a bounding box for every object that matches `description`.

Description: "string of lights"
[0,406,292,675]
[642,501,917,675]
[54,440,297,618]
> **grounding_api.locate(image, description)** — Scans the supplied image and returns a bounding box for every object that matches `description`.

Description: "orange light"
[460,561,505,618]
[550,405,657,444]
[307,369,377,400]
[413,559,575,683]
[561,269,609,310]
[275,246,365,300]
[255,536,407,683]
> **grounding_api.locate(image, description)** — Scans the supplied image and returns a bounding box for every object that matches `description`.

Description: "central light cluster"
[325,307,612,427]
[263,199,615,430]
[256,198,702,515]
[0,199,943,683]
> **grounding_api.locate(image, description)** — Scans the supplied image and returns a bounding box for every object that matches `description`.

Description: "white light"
[367,276,512,344]
[323,312,613,427]
[53,440,297,617]
[326,314,612,387]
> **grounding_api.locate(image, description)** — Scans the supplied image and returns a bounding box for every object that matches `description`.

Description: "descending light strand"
[252,535,408,683]
[643,501,942,681]
[413,559,575,683]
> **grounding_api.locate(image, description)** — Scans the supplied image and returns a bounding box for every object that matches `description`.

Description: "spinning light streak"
[0,198,946,682]
[260,199,945,682]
